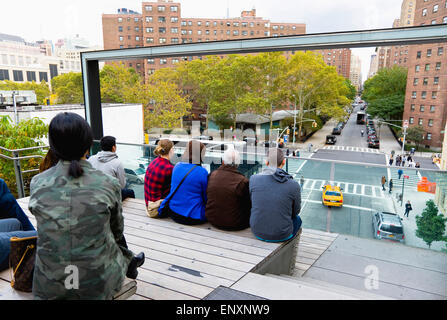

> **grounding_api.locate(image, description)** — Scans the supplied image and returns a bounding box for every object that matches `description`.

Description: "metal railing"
[0,145,49,198]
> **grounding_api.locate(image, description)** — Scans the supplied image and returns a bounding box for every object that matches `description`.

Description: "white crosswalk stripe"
[389,167,421,190]
[296,178,385,199]
[323,146,381,153]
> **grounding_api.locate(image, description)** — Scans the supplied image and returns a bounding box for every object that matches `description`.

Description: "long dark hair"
[49,112,93,178]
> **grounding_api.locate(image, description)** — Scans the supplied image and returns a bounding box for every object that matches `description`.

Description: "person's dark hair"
[49,112,93,178]
[267,148,285,168]
[100,136,116,152]
[39,148,59,173]
[182,140,206,165]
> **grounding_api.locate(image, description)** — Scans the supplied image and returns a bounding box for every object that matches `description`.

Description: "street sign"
[403,120,409,129]
[284,135,289,143]
[404,175,409,179]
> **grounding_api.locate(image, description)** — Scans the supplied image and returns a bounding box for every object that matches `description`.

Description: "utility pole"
[12,91,19,125]
[402,120,408,155]
[293,95,297,144]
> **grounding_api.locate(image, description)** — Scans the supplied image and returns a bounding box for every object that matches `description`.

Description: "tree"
[406,125,425,150]
[100,62,141,103]
[344,78,357,101]
[0,80,50,104]
[362,66,407,121]
[415,200,447,249]
[0,116,48,197]
[51,72,84,104]
[285,51,348,141]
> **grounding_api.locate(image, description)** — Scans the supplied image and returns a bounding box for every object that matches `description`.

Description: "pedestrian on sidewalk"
[308,143,313,153]
[389,157,394,166]
[300,176,305,191]
[398,169,403,179]
[389,179,393,194]
[381,176,387,191]
[415,162,420,175]
[361,130,364,137]
[286,148,290,157]
[404,201,412,218]
[410,148,415,156]
[402,155,406,167]
[396,155,401,167]
[292,150,296,157]
[407,155,413,163]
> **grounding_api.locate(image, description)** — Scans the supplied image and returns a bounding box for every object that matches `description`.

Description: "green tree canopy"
[415,200,447,249]
[362,66,407,121]
[406,125,425,149]
[51,72,84,104]
[100,62,141,103]
[0,80,50,104]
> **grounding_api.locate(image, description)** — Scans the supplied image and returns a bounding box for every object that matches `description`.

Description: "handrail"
[0,145,49,153]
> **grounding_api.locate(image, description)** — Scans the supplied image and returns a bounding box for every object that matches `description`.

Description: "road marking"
[295,160,307,174]
[303,199,375,212]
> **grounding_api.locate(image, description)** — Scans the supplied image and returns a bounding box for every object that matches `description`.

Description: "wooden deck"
[1,197,338,300]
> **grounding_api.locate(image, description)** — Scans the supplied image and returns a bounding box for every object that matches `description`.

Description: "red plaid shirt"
[144,157,174,206]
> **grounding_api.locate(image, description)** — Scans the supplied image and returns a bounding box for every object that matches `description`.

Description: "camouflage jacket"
[29,160,133,300]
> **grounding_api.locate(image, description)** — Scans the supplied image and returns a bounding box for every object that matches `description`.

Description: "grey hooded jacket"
[249,166,301,241]
[88,151,126,189]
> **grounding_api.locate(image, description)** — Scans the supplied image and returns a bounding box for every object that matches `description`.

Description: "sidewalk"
[390,188,446,252]
[378,124,402,156]
[286,119,338,152]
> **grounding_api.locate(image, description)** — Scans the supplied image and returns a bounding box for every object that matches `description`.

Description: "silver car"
[372,212,405,243]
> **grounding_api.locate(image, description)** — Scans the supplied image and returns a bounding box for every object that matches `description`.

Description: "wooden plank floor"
[2,197,338,300]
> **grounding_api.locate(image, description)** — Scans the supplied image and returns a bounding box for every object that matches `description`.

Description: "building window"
[118,26,123,32]
[425,64,430,71]
[159,38,167,44]
[432,91,437,99]
[205,21,210,27]
[170,6,178,12]
[159,27,166,33]
[158,6,165,12]
[146,27,153,33]
[158,16,166,23]
[242,30,248,36]
[171,38,179,44]
[205,30,210,35]
[434,76,439,84]
[171,27,178,33]
[444,16,447,23]
[148,69,155,75]
[250,22,254,27]
[427,133,432,140]
[428,119,434,127]
[0,69,9,80]
[134,18,139,22]
[427,49,432,57]
[420,105,425,112]
[415,65,420,72]
[438,47,444,56]
[146,16,153,23]
[409,117,414,124]
[145,5,152,11]
[197,30,202,35]
[233,30,239,36]
[181,21,187,26]
[119,36,124,41]
[422,77,428,85]
[26,71,36,82]
[160,59,167,65]
[135,36,140,41]
[147,58,155,64]
[411,104,415,111]
[416,51,421,58]
[421,91,427,99]
[172,58,179,64]
[413,78,419,85]
[233,22,239,27]
[39,72,48,82]
[188,30,192,35]
[272,25,279,30]
[435,62,441,70]
[188,21,192,26]
[171,17,179,23]
[430,105,436,112]
[412,91,417,98]
[146,38,154,43]
[418,118,423,125]
[213,21,217,27]
[135,27,140,32]
[422,8,427,16]
[13,70,23,81]
[433,4,439,12]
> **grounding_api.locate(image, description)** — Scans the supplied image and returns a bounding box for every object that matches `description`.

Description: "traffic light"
[312,121,318,128]
[287,128,290,135]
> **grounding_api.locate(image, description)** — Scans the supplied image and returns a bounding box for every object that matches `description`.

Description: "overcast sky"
[1,0,404,82]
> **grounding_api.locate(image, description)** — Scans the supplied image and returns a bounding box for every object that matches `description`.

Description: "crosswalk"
[297,178,386,199]
[388,167,421,190]
[322,146,381,153]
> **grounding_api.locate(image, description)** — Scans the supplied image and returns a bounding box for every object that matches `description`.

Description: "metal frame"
[81,24,447,140]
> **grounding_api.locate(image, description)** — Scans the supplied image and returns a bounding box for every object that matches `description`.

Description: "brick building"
[102,0,307,80]
[317,48,352,80]
[403,0,447,149]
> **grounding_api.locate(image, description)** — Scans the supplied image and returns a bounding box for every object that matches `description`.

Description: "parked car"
[368,138,380,149]
[326,135,337,145]
[372,211,405,243]
[243,137,258,146]
[322,185,343,207]
[193,135,214,141]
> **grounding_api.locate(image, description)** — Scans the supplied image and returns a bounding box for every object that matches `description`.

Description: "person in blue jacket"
[159,140,208,225]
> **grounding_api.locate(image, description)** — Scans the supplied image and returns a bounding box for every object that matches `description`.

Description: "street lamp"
[292,94,297,144]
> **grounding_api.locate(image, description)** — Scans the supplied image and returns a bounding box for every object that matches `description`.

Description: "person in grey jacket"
[88,136,135,200]
[249,148,302,242]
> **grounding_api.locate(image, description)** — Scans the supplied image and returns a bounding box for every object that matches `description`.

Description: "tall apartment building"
[316,49,352,79]
[102,0,308,80]
[368,54,379,79]
[350,54,362,91]
[403,0,447,149]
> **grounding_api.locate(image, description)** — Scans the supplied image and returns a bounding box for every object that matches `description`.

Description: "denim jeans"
[0,179,35,231]
[256,215,302,243]
[0,219,38,271]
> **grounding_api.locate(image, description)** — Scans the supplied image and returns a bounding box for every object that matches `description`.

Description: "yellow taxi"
[322,185,343,207]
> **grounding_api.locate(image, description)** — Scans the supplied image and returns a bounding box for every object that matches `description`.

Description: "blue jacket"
[249,167,301,241]
[159,162,208,221]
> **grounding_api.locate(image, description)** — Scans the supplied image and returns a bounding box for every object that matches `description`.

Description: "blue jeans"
[0,179,35,231]
[0,219,38,271]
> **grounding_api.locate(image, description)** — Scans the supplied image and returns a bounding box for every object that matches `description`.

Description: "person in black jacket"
[389,179,393,194]
[404,201,412,218]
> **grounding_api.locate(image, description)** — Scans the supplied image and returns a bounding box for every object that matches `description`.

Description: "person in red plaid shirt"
[144,139,175,217]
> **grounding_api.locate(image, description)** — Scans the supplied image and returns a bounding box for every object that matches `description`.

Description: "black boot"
[126,252,145,279]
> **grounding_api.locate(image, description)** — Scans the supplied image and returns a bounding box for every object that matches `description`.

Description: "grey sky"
[1,0,404,81]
